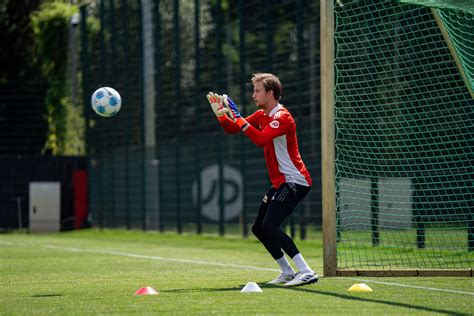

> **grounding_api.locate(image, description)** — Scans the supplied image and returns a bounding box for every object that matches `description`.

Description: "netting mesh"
[437,9,474,91]
[398,0,474,92]
[334,0,473,270]
[396,0,474,13]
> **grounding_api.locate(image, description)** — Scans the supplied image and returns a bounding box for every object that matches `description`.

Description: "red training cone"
[135,286,159,295]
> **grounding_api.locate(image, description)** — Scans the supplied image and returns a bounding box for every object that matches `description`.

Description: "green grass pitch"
[1,229,472,315]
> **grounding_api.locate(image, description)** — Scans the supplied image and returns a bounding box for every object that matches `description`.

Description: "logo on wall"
[191,164,243,221]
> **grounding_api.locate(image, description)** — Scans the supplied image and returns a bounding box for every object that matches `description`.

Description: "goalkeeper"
[206,73,317,287]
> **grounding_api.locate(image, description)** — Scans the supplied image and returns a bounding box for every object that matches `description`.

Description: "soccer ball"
[91,87,122,117]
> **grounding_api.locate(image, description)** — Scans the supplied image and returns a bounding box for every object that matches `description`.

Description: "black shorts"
[258,182,311,226]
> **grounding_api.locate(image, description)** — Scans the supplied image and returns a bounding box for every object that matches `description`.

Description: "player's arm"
[224,96,289,147]
[242,122,287,147]
[217,114,241,134]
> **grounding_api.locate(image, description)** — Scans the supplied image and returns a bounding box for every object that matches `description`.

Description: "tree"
[31,1,85,155]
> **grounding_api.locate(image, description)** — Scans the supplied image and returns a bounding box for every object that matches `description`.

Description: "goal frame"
[320,0,473,278]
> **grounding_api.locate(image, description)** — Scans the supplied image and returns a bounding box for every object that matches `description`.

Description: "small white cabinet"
[29,182,60,233]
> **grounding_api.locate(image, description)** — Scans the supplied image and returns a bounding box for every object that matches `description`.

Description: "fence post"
[173,0,182,234]
[215,0,225,236]
[468,214,473,251]
[195,0,202,235]
[296,0,307,241]
[154,0,164,232]
[238,0,248,238]
[265,0,273,72]
[370,177,379,246]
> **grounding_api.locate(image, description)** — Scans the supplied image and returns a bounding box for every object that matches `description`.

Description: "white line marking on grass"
[345,278,474,296]
[43,244,280,272]
[44,244,474,296]
[3,241,473,296]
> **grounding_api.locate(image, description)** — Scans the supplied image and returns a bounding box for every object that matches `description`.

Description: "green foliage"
[30,2,84,156]
[31,2,76,81]
[62,95,86,155]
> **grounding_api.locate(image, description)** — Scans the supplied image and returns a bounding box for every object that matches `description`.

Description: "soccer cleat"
[283,272,318,287]
[266,273,296,284]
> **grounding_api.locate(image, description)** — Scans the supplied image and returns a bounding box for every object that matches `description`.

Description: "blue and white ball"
[91,87,122,117]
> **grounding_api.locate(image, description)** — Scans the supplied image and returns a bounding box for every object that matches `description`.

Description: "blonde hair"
[251,73,282,100]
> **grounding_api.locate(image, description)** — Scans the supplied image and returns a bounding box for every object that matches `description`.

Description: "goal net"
[331,0,473,275]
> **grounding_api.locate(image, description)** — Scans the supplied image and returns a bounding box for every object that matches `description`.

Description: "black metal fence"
[80,0,322,238]
[0,156,87,231]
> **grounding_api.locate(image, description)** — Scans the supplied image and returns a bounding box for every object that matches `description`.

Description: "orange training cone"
[135,286,159,295]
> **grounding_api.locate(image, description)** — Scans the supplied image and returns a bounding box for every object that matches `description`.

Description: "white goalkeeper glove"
[206,92,229,117]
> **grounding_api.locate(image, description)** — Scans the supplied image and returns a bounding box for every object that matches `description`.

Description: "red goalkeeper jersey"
[218,104,312,188]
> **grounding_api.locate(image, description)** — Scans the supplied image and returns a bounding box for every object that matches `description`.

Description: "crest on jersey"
[270,120,280,129]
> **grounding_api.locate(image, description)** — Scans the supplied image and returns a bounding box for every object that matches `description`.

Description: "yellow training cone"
[348,283,373,292]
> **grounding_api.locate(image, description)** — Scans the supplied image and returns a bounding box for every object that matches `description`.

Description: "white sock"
[276,256,295,276]
[292,253,313,274]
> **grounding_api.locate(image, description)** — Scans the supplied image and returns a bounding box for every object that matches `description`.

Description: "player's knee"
[261,222,278,236]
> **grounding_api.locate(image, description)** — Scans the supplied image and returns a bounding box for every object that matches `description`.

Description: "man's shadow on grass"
[270,284,469,316]
[165,283,468,316]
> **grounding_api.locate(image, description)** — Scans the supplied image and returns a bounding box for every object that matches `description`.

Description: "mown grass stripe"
[2,240,472,297]
[43,244,280,272]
